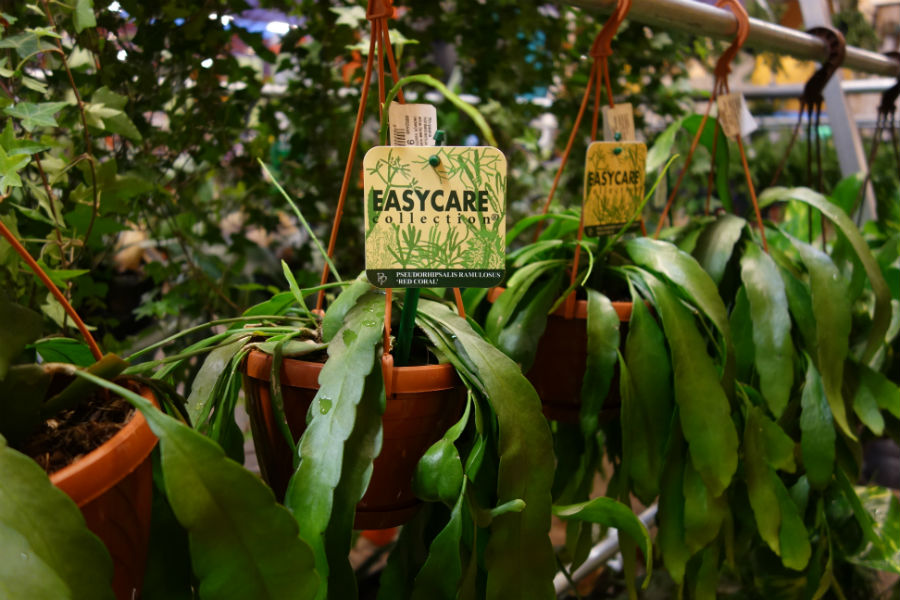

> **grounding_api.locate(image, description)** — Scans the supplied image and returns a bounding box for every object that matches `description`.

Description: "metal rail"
[567,0,900,77]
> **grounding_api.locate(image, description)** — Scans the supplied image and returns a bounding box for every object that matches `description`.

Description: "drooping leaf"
[799,359,835,489]
[626,237,733,378]
[553,496,653,579]
[410,482,467,600]
[0,364,50,447]
[0,434,115,600]
[417,299,556,600]
[682,457,727,553]
[284,291,385,599]
[321,274,371,342]
[414,396,470,506]
[743,407,783,555]
[494,269,562,371]
[640,273,738,497]
[484,259,565,341]
[580,289,619,438]
[657,421,692,584]
[761,186,892,364]
[70,373,320,600]
[622,290,673,503]
[791,237,854,439]
[692,214,745,285]
[852,362,899,424]
[773,476,811,570]
[740,242,794,418]
[730,287,754,381]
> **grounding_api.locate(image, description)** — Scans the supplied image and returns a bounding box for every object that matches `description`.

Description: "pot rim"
[244,348,460,392]
[49,386,158,507]
[487,286,633,321]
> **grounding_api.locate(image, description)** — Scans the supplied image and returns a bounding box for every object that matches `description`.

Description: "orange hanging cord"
[528,0,635,319]
[315,0,405,313]
[652,0,767,252]
[0,218,103,361]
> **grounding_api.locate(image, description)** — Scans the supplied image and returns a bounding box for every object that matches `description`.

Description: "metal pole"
[553,504,659,597]
[567,0,900,76]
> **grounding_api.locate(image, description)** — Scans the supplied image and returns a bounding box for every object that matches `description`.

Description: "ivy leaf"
[0,31,57,58]
[73,0,96,33]
[0,145,31,193]
[0,120,50,156]
[3,102,68,132]
[88,88,142,141]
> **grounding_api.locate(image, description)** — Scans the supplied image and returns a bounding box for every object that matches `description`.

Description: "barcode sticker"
[602,103,636,142]
[717,93,757,139]
[389,102,438,147]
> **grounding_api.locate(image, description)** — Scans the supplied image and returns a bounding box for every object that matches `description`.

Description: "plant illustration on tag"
[583,141,646,236]
[364,146,507,288]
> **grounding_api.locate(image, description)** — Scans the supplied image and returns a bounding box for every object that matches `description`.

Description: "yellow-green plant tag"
[363,146,507,288]
[583,141,647,236]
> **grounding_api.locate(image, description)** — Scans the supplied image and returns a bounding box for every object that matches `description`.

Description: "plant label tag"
[601,103,635,142]
[388,102,438,147]
[364,146,507,288]
[717,93,757,139]
[583,141,646,237]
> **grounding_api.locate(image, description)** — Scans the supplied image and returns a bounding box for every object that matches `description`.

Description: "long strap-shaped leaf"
[417,299,557,600]
[283,291,385,599]
[637,272,738,497]
[69,372,320,600]
[0,435,114,600]
[760,186,892,365]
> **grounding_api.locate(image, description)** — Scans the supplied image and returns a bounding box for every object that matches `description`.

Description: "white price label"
[388,102,438,147]
[602,103,636,142]
[717,93,757,139]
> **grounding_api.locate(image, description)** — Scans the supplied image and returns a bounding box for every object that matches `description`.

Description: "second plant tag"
[583,141,646,237]
[364,146,507,288]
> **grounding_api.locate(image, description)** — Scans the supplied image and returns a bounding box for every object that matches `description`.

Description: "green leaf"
[494,269,562,371]
[580,290,619,437]
[0,434,115,600]
[743,407,783,555]
[692,214,745,285]
[410,482,467,600]
[321,274,374,343]
[730,287,754,381]
[773,476,811,570]
[761,186,892,365]
[0,364,51,448]
[740,242,794,419]
[32,337,94,366]
[0,292,43,379]
[69,373,320,600]
[3,102,68,132]
[657,422,692,584]
[845,485,900,574]
[626,237,733,374]
[799,359,835,489]
[284,292,385,599]
[640,274,738,497]
[682,457,726,553]
[0,145,31,193]
[484,259,564,341]
[622,292,673,504]
[683,115,731,212]
[89,87,141,141]
[417,299,556,600]
[185,337,248,426]
[413,396,470,506]
[0,31,56,59]
[852,362,899,425]
[791,237,854,440]
[0,120,50,156]
[73,0,96,33]
[553,496,653,579]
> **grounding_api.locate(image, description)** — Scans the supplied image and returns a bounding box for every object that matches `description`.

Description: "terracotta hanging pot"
[488,287,632,423]
[49,386,158,600]
[242,349,465,529]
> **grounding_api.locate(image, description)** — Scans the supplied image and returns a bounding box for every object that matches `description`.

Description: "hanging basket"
[49,385,158,600]
[488,287,632,423]
[242,349,465,529]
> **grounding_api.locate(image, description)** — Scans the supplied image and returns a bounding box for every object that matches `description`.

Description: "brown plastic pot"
[242,349,465,529]
[487,287,632,423]
[49,386,158,600]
